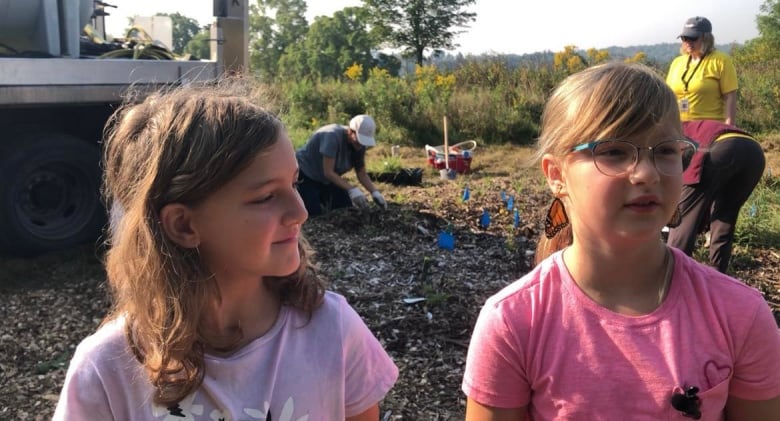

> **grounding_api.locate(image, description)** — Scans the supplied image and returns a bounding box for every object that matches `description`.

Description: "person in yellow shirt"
[666,17,738,125]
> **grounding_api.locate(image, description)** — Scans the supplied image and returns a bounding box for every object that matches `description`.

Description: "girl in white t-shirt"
[462,62,780,420]
[54,79,398,420]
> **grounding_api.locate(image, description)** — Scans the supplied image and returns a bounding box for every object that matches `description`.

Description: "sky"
[103,0,765,55]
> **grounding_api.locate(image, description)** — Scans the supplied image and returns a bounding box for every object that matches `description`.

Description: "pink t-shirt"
[54,291,398,420]
[462,247,780,420]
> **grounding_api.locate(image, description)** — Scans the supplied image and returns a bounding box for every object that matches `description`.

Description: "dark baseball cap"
[679,16,712,38]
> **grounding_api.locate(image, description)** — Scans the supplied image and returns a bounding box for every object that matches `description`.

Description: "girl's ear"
[159,203,200,248]
[541,153,566,195]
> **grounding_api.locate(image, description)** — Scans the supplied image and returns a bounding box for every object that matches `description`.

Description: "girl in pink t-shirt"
[54,80,397,420]
[462,62,780,420]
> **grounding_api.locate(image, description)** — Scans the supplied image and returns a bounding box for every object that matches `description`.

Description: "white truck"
[0,0,248,255]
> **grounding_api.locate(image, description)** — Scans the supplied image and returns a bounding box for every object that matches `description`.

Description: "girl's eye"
[250,195,272,204]
[596,146,631,159]
[656,144,679,156]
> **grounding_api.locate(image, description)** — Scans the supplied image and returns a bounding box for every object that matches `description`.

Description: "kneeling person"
[296,114,387,216]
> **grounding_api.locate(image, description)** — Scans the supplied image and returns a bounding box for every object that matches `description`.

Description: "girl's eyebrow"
[244,169,299,191]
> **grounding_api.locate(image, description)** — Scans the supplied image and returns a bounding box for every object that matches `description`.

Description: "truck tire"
[0,132,106,256]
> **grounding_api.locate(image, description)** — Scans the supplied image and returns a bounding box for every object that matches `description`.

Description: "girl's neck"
[563,242,672,315]
[205,278,281,352]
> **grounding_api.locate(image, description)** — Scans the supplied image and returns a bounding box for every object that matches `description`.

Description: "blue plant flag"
[480,209,491,228]
[462,185,470,201]
[507,196,514,211]
[500,190,507,202]
[438,231,455,250]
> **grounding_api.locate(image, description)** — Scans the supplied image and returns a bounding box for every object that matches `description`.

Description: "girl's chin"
[273,256,301,278]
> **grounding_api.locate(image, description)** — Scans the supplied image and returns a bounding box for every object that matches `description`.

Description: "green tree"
[364,0,476,66]
[249,0,309,81]
[730,1,780,132]
[375,52,402,77]
[757,0,780,49]
[280,7,376,81]
[156,12,202,54]
[183,29,211,60]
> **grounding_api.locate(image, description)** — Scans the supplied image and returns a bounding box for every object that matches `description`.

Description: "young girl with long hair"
[54,80,398,420]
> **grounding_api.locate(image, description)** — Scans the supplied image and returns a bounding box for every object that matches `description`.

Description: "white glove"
[371,190,388,210]
[348,187,369,209]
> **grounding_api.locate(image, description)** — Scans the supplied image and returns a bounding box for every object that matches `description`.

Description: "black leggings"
[667,136,765,273]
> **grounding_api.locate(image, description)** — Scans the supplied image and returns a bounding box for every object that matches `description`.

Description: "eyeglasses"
[681,36,699,42]
[570,139,697,177]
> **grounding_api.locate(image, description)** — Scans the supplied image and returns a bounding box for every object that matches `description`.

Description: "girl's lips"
[625,196,662,212]
[626,195,660,206]
[626,203,659,212]
[274,234,299,244]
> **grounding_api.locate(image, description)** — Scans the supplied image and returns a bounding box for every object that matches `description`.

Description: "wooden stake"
[443,115,449,169]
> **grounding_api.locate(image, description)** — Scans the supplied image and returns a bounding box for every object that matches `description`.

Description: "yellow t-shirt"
[666,50,738,122]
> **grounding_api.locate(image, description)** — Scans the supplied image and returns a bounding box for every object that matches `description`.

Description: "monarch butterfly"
[544,197,569,239]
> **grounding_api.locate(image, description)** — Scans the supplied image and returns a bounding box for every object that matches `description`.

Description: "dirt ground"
[1,145,778,420]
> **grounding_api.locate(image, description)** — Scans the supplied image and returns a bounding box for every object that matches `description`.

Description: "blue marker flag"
[507,196,514,211]
[501,190,507,202]
[480,209,491,228]
[438,231,455,250]
[462,185,470,201]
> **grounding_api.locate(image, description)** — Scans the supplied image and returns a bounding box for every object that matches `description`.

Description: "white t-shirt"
[54,292,398,420]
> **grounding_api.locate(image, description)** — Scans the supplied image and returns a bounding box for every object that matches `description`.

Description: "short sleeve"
[340,299,399,416]
[462,298,530,408]
[666,56,687,96]
[719,54,738,94]
[53,340,113,420]
[318,131,340,158]
[729,300,780,400]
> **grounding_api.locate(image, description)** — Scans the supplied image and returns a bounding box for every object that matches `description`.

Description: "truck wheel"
[0,132,106,256]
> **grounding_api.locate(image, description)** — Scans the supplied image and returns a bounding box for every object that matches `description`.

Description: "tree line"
[157,0,780,142]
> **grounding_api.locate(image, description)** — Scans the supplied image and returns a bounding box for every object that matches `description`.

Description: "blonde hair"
[533,62,681,264]
[678,32,715,56]
[101,78,325,406]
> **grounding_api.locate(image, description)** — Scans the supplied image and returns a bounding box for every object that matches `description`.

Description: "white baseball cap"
[349,114,376,147]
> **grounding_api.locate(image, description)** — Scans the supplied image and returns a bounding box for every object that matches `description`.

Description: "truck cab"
[0,0,247,255]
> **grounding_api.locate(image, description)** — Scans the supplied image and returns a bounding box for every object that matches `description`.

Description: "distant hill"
[601,42,740,66]
[431,42,742,71]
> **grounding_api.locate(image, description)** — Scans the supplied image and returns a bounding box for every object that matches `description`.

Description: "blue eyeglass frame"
[569,139,698,174]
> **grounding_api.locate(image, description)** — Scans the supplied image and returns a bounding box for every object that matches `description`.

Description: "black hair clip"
[671,386,701,419]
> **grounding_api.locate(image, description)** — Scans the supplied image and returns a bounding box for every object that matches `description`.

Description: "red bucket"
[455,151,472,174]
[425,142,475,174]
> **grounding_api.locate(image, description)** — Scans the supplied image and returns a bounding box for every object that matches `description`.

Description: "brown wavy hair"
[532,62,682,265]
[101,78,325,406]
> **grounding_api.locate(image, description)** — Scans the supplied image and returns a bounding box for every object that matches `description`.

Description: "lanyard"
[681,54,705,93]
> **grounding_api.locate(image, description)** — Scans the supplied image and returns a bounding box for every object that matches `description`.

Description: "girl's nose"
[628,151,660,183]
[287,189,308,224]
